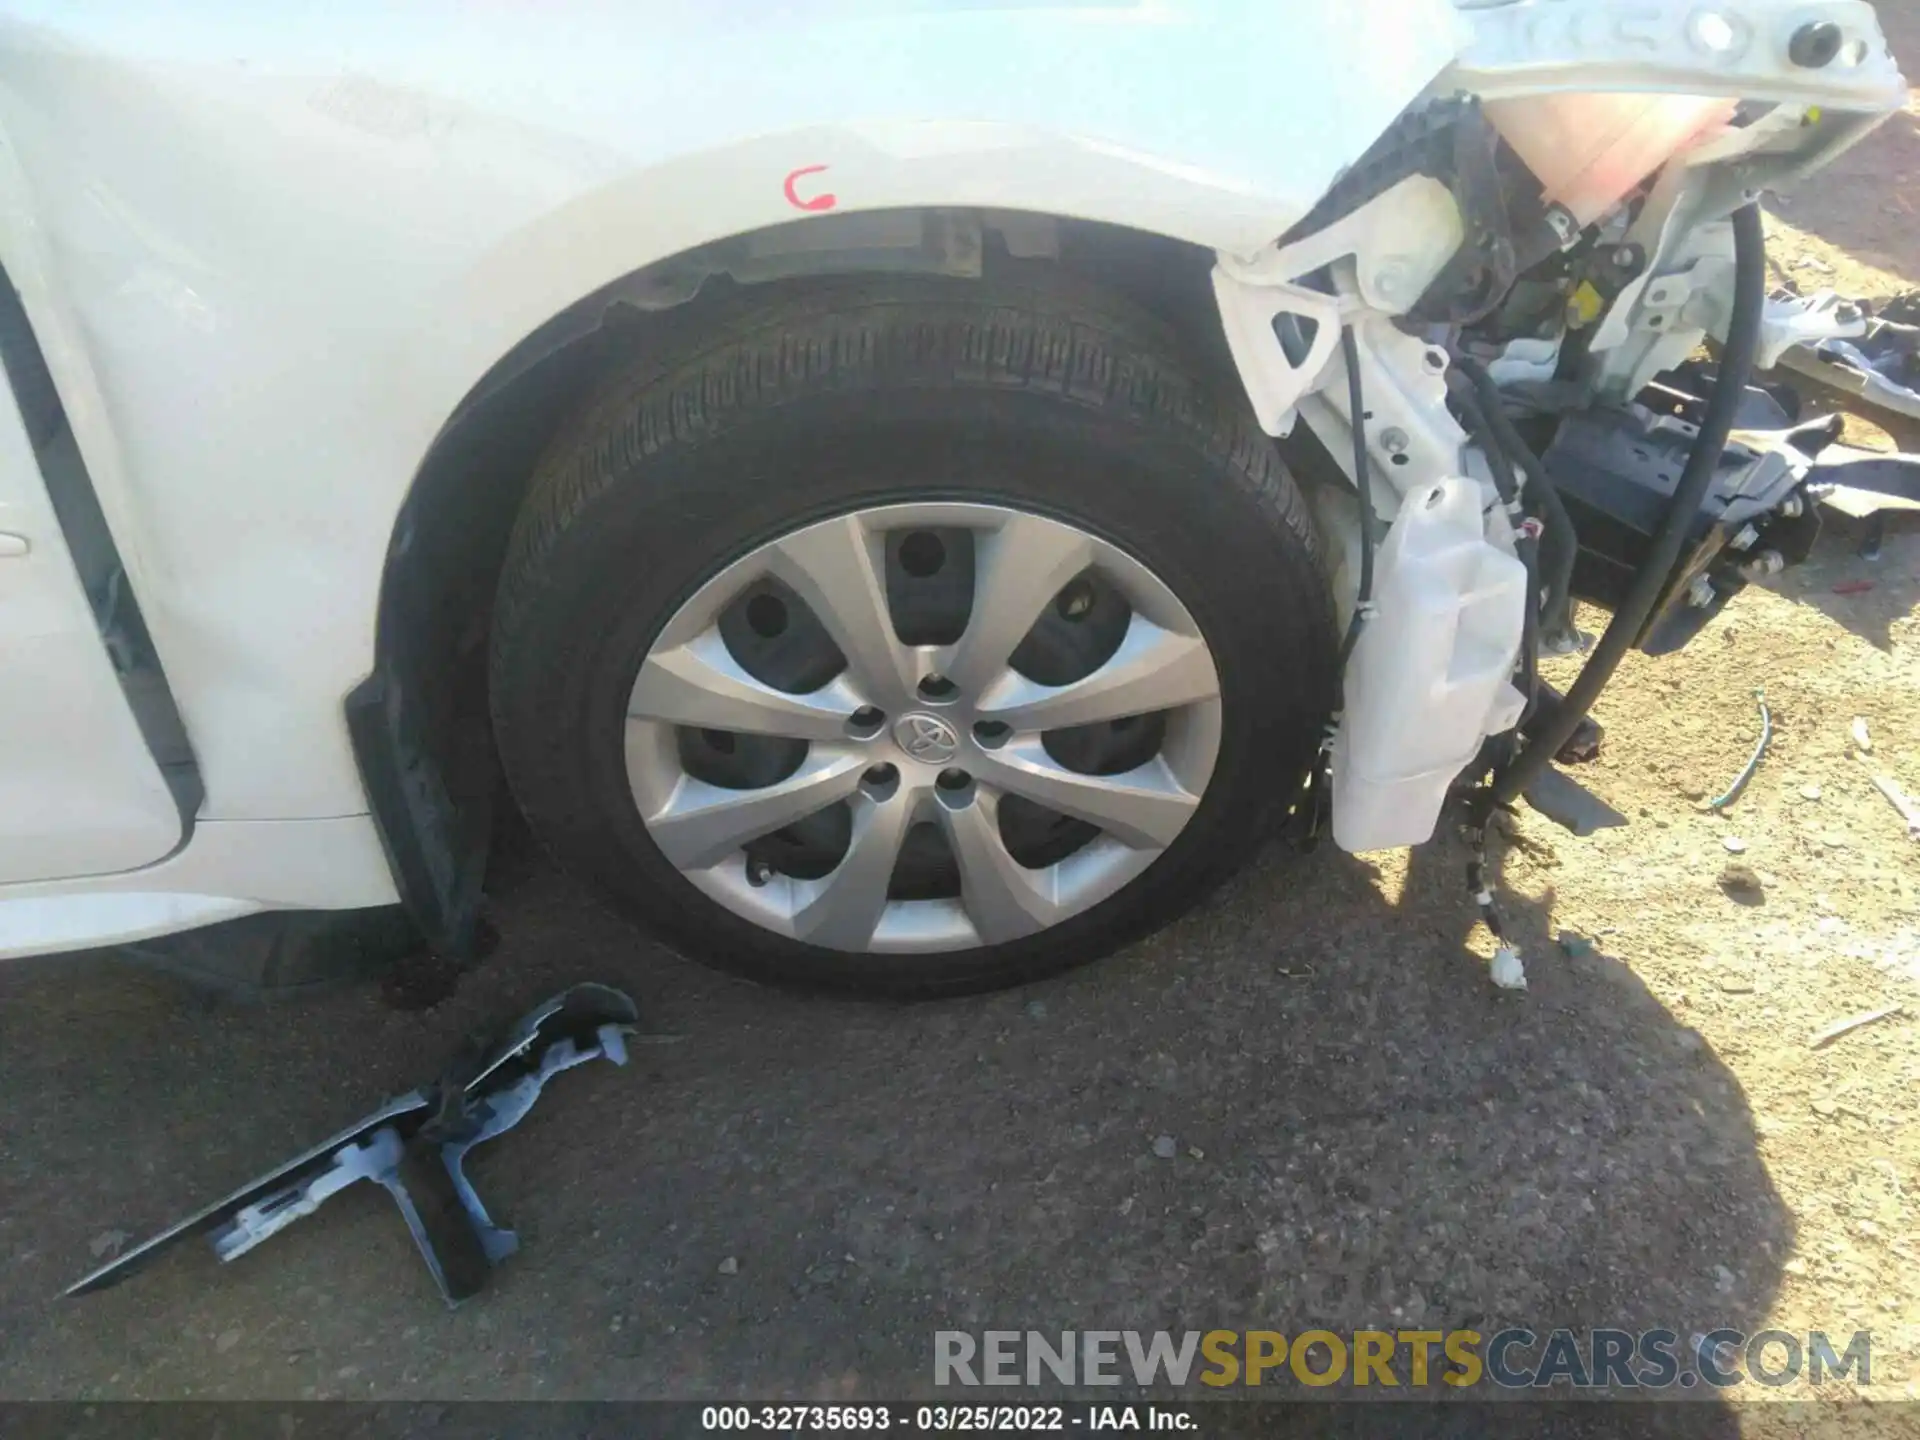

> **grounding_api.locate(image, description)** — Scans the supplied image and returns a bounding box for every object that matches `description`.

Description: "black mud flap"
[346,663,495,963]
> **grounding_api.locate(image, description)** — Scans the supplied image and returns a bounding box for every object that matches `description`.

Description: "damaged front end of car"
[1212,0,1910,985]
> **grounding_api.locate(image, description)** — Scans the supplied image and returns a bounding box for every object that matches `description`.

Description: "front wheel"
[489,275,1336,997]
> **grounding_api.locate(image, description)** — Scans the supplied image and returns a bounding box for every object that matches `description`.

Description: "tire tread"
[489,272,1333,996]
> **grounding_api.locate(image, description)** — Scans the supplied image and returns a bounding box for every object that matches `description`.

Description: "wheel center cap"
[894,712,960,763]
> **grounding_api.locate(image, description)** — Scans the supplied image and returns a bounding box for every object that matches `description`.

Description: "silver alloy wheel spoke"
[971,742,1199,850]
[645,750,866,870]
[936,789,1063,944]
[765,514,918,711]
[973,615,1219,731]
[630,631,867,740]
[938,513,1093,695]
[626,501,1222,953]
[792,792,917,949]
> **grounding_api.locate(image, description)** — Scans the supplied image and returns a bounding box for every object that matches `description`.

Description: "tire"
[490,272,1336,997]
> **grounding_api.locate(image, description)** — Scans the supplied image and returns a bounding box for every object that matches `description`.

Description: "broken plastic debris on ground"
[63,984,640,1308]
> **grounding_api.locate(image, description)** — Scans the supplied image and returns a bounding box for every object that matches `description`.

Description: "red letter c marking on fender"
[783,165,837,212]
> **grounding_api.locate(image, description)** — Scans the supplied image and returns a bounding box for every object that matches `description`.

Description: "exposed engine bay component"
[1209,0,1903,896]
[1303,312,1468,501]
[1213,104,1525,438]
[1484,202,1771,812]
[1447,355,1581,650]
[1274,97,1543,325]
[65,984,639,1307]
[1275,95,1485,255]
[1482,92,1736,231]
[1775,304,1920,426]
[1330,476,1527,852]
[1758,288,1869,370]
[1756,288,1920,544]
[1442,0,1903,114]
[1803,447,1920,507]
[1333,328,1380,673]
[1214,181,1467,438]
[1539,384,1820,654]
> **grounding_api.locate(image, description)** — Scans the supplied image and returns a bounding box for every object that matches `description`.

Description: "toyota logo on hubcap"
[894,712,959,763]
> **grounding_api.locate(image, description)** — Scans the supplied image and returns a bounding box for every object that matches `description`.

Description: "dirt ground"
[2,16,1919,1434]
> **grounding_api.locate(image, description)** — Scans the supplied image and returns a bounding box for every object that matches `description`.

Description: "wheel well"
[348,211,1222,954]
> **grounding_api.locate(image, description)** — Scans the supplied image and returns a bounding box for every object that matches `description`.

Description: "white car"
[0,1,1904,996]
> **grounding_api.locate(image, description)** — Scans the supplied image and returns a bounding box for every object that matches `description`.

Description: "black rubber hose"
[1451,354,1579,646]
[1446,379,1522,508]
[1512,529,1541,725]
[1447,379,1545,724]
[1450,382,1543,727]
[1487,200,1767,810]
[1336,326,1376,671]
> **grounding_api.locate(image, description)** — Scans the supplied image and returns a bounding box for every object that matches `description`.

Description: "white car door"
[0,363,182,884]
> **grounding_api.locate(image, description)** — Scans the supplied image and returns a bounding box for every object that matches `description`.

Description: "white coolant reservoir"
[1332,477,1528,853]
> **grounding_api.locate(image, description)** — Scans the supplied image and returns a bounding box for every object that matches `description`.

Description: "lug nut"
[972,720,1011,748]
[1056,581,1095,621]
[935,767,976,807]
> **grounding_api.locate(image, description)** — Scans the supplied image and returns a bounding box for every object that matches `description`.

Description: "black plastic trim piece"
[346,668,493,961]
[0,266,204,825]
[344,324,602,959]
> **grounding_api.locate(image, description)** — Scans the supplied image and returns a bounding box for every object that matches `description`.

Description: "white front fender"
[0,0,1464,821]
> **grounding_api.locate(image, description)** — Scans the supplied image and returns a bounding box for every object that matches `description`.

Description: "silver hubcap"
[623,502,1222,953]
